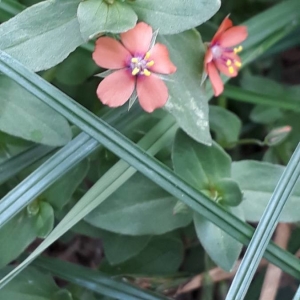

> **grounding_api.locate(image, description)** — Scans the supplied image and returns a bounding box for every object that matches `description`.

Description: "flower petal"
[204,48,213,72]
[211,16,233,44]
[215,59,238,77]
[207,62,224,97]
[136,75,169,113]
[93,37,130,69]
[121,22,153,55]
[218,26,248,47]
[149,43,177,74]
[97,70,135,107]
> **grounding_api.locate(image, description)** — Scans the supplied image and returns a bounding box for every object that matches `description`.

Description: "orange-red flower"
[92,22,176,113]
[204,16,248,96]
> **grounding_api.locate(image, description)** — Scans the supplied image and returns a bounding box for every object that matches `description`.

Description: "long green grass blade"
[33,256,170,300]
[223,85,300,112]
[226,143,300,300]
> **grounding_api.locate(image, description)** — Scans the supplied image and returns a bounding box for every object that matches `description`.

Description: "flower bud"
[264,126,292,146]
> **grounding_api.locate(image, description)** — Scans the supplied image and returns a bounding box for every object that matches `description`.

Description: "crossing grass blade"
[226,143,300,299]
[33,256,170,300]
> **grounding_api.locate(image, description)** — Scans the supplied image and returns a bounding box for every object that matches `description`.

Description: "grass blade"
[226,143,300,300]
[223,85,300,112]
[33,256,170,300]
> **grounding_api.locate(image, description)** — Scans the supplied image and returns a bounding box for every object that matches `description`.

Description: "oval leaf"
[0,267,63,300]
[194,209,243,271]
[77,0,137,39]
[172,129,231,191]
[232,160,300,222]
[0,211,36,268]
[215,178,243,207]
[85,173,192,235]
[130,0,221,34]
[159,31,211,145]
[0,0,84,71]
[100,236,184,275]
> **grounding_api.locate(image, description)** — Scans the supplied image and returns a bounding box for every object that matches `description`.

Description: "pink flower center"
[210,44,243,75]
[129,52,155,77]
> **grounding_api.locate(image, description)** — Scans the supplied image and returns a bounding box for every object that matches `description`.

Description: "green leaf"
[0,75,72,146]
[77,0,137,39]
[214,178,243,207]
[0,267,63,300]
[85,173,192,235]
[0,0,84,71]
[130,0,220,34]
[232,160,300,222]
[194,208,243,271]
[43,160,89,211]
[33,201,54,238]
[209,105,242,146]
[0,211,36,268]
[101,232,151,266]
[159,30,211,145]
[100,236,184,275]
[172,129,231,191]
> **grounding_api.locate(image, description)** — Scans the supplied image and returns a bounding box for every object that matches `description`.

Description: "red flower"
[92,22,177,113]
[204,16,248,96]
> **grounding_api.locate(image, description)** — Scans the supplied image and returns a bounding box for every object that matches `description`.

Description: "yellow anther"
[143,69,151,76]
[234,61,242,68]
[226,59,232,66]
[234,46,243,54]
[228,66,234,74]
[146,60,155,67]
[131,57,139,63]
[132,67,140,76]
[144,52,151,60]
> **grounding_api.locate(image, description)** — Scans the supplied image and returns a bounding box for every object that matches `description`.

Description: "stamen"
[226,59,232,66]
[234,46,243,54]
[228,66,234,74]
[132,67,140,76]
[234,61,242,68]
[143,69,151,76]
[131,57,139,63]
[146,60,155,67]
[144,52,151,60]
